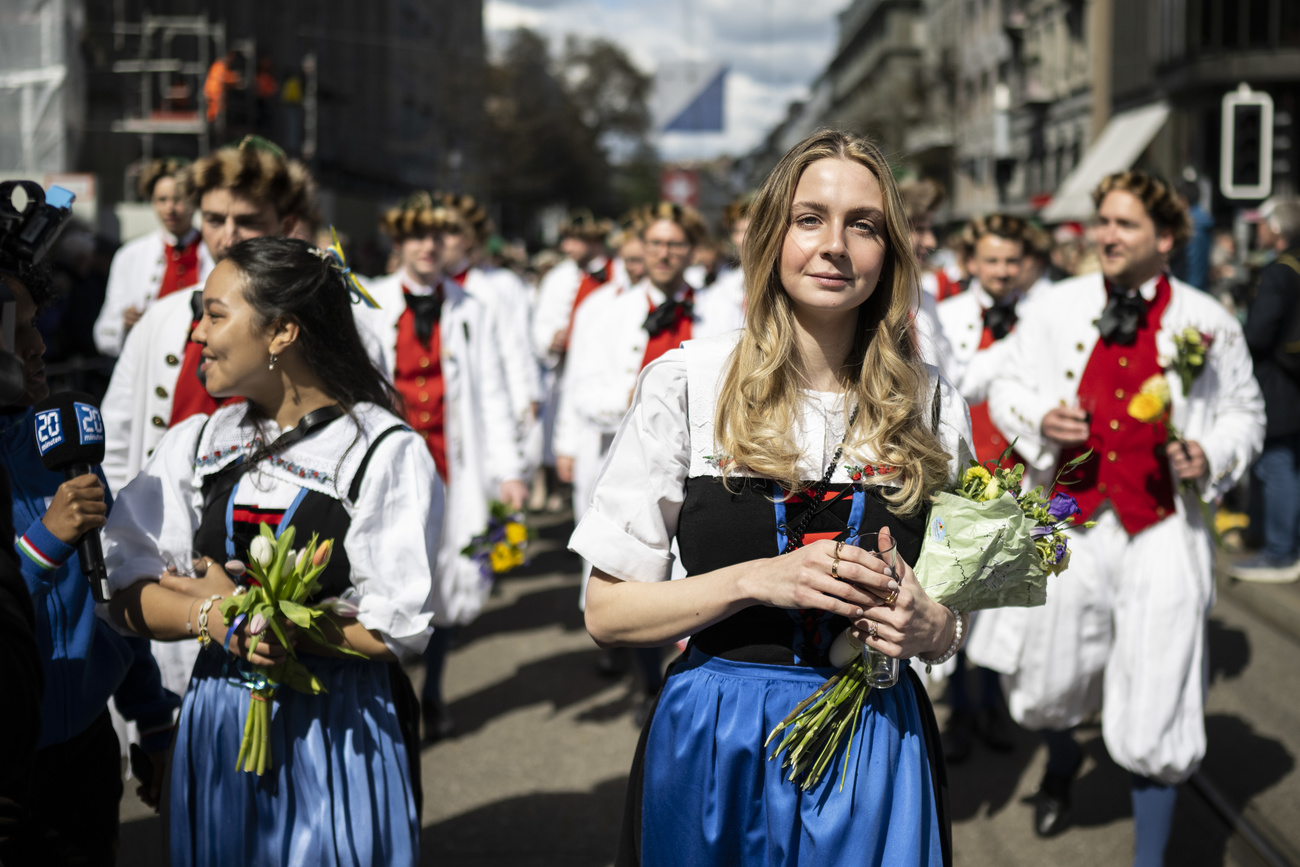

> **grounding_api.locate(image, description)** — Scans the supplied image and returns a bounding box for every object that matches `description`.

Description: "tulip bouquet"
[219,523,365,775]
[766,449,1094,791]
[461,500,532,581]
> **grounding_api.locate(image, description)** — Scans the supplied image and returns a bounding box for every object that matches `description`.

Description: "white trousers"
[971,507,1213,784]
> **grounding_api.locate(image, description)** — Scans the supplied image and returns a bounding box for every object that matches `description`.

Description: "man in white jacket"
[99,141,308,496]
[556,202,734,721]
[436,192,542,475]
[968,171,1265,863]
[360,193,527,741]
[94,158,213,357]
[935,212,1041,763]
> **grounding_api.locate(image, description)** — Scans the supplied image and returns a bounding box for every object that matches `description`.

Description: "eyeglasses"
[643,239,691,253]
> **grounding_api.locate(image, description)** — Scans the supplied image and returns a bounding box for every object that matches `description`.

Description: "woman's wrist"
[919,605,960,661]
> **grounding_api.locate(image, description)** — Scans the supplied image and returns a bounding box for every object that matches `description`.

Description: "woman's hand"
[741,538,886,619]
[845,526,955,660]
[219,607,296,668]
[159,558,240,599]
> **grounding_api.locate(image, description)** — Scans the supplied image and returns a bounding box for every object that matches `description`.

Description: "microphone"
[32,391,110,602]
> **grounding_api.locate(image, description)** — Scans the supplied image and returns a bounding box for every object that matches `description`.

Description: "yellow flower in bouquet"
[1127,375,1171,424]
[505,521,528,546]
[489,542,515,573]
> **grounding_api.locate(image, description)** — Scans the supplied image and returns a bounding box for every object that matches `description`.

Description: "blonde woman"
[572,130,972,865]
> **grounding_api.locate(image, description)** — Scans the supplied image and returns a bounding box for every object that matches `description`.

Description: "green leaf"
[279,599,314,628]
[259,522,275,541]
[266,614,298,660]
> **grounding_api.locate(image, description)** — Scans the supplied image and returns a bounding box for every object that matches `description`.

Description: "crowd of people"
[0,122,1293,866]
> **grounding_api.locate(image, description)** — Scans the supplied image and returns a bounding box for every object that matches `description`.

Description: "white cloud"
[484,0,842,160]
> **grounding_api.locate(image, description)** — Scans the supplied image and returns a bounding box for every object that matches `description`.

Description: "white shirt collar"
[160,227,199,247]
[400,269,440,297]
[972,279,1021,310]
[1113,272,1163,302]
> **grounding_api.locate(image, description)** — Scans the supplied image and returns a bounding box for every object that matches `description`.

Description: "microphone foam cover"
[33,390,106,471]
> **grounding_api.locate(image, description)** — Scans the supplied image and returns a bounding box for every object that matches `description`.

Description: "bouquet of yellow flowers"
[219,523,366,775]
[461,500,532,580]
[912,451,1094,611]
[766,448,1093,792]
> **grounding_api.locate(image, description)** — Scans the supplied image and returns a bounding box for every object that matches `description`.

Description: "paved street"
[118,511,1300,866]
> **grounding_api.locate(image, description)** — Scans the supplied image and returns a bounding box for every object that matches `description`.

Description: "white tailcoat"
[359,271,526,627]
[462,265,543,472]
[94,229,213,357]
[100,289,200,495]
[935,281,1023,405]
[966,272,1265,782]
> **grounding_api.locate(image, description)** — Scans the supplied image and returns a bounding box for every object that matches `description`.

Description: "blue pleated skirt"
[170,647,419,867]
[637,649,943,866]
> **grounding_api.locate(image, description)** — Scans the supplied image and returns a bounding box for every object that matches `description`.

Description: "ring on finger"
[831,557,840,579]
[884,588,898,605]
[867,620,878,640]
[835,540,844,559]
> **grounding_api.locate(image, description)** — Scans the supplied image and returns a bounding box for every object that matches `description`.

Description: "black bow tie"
[644,294,694,337]
[405,292,443,346]
[982,303,1018,341]
[1095,285,1146,345]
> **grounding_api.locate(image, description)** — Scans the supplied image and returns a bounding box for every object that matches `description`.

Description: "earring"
[268,354,278,371]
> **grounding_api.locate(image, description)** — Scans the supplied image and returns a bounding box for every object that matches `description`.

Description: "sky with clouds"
[483,0,845,162]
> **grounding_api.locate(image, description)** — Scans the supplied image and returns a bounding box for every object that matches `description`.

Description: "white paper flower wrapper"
[914,491,1048,612]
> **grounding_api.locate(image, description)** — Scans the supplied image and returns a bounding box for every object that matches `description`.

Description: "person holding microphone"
[0,260,178,865]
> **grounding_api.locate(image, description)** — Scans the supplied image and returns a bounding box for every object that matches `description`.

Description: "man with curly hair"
[100,139,310,495]
[968,170,1265,864]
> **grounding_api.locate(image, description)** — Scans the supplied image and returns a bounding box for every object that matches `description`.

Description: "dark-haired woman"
[104,237,441,866]
[574,131,972,864]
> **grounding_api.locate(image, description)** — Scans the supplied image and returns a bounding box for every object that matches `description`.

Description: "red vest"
[640,289,693,370]
[393,296,448,482]
[1057,276,1176,536]
[969,322,1022,469]
[563,264,609,351]
[935,269,965,301]
[158,232,201,300]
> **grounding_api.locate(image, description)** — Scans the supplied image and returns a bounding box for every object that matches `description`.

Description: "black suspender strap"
[348,424,410,502]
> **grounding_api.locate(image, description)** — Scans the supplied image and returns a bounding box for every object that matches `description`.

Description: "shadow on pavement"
[463,581,588,648]
[1207,617,1251,683]
[119,814,165,865]
[445,647,624,739]
[420,775,625,867]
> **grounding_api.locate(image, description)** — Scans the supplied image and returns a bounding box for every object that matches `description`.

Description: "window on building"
[1248,0,1270,47]
[1283,0,1300,47]
[1222,0,1240,49]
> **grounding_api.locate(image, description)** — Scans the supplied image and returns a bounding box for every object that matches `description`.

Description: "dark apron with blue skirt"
[615,476,952,866]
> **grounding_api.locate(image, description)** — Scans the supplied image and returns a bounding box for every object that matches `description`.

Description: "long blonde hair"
[714,129,950,516]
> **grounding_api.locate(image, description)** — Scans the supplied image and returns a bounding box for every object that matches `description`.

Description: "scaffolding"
[0,0,83,173]
[109,11,245,164]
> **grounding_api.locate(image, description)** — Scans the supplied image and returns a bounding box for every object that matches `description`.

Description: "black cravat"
[404,291,443,347]
[644,293,694,337]
[1095,284,1146,345]
[982,303,1018,341]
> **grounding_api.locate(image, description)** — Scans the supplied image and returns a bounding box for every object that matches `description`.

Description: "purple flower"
[1047,492,1081,523]
[1031,526,1053,538]
[1053,540,1068,564]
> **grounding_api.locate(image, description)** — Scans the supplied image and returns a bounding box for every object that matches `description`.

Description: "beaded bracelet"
[921,608,967,674]
[195,595,223,648]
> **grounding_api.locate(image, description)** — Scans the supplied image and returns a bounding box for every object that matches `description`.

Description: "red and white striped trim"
[18,534,59,570]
